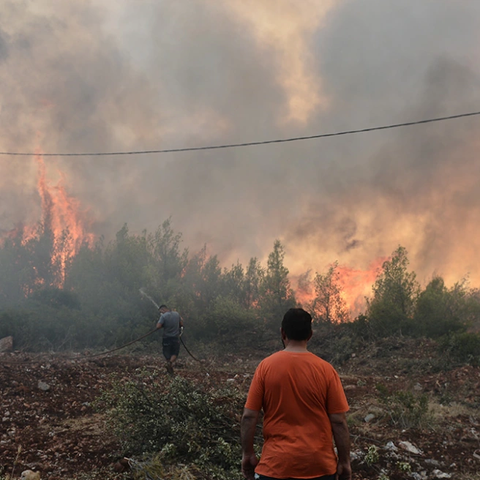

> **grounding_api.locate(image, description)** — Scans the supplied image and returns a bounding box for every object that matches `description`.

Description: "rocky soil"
[1,340,479,480]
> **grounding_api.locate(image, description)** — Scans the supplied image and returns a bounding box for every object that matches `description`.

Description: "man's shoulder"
[304,351,339,369]
[253,351,281,370]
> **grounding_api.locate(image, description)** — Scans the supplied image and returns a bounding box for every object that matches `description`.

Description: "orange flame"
[34,152,95,284]
[3,152,95,288]
[293,257,387,320]
[335,257,387,317]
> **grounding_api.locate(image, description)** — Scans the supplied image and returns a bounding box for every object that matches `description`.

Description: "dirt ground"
[1,341,479,480]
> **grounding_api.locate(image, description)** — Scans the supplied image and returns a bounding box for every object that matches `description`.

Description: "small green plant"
[378,473,390,480]
[365,445,380,466]
[396,461,412,473]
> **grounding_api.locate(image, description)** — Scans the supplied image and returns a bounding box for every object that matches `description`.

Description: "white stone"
[398,441,423,455]
[21,471,41,480]
[431,469,451,479]
[385,441,398,451]
[37,381,50,391]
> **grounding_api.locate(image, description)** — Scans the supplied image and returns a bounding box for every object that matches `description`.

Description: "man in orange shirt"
[241,308,351,480]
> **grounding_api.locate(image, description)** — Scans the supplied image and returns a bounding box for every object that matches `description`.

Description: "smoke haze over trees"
[1,1,480,290]
[1,219,480,366]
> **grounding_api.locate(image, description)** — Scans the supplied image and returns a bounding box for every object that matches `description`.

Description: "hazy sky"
[1,0,480,290]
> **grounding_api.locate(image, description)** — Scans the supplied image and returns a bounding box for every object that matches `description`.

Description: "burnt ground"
[1,340,479,480]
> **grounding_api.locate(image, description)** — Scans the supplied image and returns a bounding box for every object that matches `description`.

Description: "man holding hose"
[156,304,184,375]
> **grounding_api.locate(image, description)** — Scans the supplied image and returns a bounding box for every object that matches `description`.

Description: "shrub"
[439,332,480,366]
[96,371,246,479]
[376,385,434,430]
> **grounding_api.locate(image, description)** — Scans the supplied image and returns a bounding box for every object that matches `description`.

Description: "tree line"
[0,220,479,360]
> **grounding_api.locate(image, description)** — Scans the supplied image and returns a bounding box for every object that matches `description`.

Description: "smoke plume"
[1,0,480,291]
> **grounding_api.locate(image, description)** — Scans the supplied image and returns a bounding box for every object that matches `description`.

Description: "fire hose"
[88,290,201,362]
[0,328,160,364]
[0,291,200,364]
[84,327,159,358]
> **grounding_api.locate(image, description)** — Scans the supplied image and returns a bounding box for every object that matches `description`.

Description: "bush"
[376,384,434,430]
[96,371,246,479]
[412,277,472,338]
[439,332,480,366]
[191,296,262,350]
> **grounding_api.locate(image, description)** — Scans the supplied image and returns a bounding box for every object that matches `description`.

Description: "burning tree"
[0,154,95,300]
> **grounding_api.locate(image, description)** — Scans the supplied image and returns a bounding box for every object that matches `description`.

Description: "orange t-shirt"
[245,350,349,478]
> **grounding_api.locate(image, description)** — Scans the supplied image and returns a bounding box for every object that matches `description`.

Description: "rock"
[0,336,13,352]
[385,441,398,451]
[21,470,41,480]
[411,473,427,480]
[398,440,423,455]
[431,469,451,479]
[37,381,50,392]
[350,450,362,461]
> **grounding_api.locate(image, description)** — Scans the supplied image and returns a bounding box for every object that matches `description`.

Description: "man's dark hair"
[158,304,168,310]
[281,308,312,341]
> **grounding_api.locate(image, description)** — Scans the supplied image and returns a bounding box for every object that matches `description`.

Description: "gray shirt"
[157,311,181,338]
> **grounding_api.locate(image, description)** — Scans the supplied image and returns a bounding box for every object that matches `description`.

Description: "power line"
[1,110,479,157]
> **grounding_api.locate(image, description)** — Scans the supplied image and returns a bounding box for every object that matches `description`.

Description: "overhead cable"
[1,110,479,157]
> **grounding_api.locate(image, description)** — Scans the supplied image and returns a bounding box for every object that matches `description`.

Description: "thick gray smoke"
[1,0,480,287]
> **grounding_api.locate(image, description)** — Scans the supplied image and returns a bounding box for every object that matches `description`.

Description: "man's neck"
[283,340,308,352]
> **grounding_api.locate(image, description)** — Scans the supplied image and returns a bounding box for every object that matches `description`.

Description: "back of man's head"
[282,308,312,341]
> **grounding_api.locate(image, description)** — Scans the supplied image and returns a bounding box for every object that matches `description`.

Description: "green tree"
[367,246,420,336]
[311,262,349,324]
[259,240,296,329]
[413,276,465,337]
[180,246,221,312]
[64,240,110,314]
[0,235,33,306]
[244,257,264,309]
[146,219,188,305]
[221,262,246,306]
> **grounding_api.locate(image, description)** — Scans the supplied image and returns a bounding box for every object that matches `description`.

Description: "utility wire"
[1,110,479,157]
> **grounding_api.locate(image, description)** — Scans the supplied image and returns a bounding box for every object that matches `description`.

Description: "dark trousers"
[162,337,180,360]
[256,475,336,480]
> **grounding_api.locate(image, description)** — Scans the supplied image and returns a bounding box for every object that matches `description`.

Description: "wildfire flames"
[3,153,384,314]
[6,153,95,286]
[335,259,386,316]
[294,257,387,319]
[35,153,95,273]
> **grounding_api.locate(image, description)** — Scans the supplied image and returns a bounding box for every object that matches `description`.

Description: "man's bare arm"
[240,408,260,480]
[329,412,352,480]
